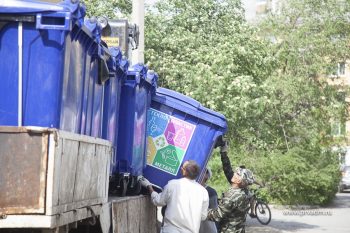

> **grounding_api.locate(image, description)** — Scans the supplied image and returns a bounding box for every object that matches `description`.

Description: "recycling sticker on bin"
[146,108,196,175]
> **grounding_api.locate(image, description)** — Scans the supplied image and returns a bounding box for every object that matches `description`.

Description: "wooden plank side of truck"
[0,127,158,233]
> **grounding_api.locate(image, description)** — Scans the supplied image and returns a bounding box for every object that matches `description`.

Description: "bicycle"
[247,187,271,225]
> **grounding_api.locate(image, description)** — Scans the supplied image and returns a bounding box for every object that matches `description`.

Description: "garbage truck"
[0,0,227,232]
[0,0,157,232]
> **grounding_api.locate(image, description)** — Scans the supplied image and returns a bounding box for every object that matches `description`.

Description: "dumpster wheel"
[127,177,142,196]
[133,180,142,194]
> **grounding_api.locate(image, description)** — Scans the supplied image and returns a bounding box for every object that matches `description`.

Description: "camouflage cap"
[234,167,254,185]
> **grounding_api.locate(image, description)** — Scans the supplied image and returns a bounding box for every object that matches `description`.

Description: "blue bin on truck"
[102,47,129,175]
[112,64,158,196]
[60,16,110,136]
[143,88,227,188]
[0,0,110,138]
[79,17,110,138]
[0,0,81,128]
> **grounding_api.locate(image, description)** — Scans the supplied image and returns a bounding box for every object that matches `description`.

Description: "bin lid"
[127,64,157,89]
[126,67,142,84]
[152,88,227,130]
[84,17,102,42]
[119,57,129,74]
[131,63,148,80]
[109,47,122,61]
[106,47,121,72]
[146,70,158,89]
[0,0,67,13]
[61,0,85,26]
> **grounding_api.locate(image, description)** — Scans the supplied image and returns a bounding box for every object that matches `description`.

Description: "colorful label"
[146,108,196,175]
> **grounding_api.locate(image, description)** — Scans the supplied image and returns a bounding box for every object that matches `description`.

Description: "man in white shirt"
[140,160,209,233]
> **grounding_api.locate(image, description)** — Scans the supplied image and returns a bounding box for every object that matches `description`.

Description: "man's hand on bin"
[138,176,163,194]
[215,135,228,152]
[214,135,225,148]
[138,176,152,188]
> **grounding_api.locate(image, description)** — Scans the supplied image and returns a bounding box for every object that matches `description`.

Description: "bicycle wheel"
[255,201,271,225]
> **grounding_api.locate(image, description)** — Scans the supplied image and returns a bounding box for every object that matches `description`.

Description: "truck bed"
[0,127,111,228]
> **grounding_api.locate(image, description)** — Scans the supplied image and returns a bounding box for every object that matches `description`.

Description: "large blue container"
[143,88,227,188]
[102,47,123,144]
[60,19,99,134]
[112,65,157,195]
[102,47,129,171]
[0,0,77,128]
[79,18,110,138]
[115,64,158,176]
[0,0,110,138]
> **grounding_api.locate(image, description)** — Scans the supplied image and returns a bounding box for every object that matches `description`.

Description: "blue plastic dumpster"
[0,0,109,138]
[0,0,79,128]
[102,47,123,144]
[102,47,129,175]
[143,88,227,188]
[113,64,158,196]
[66,23,97,134]
[78,18,110,138]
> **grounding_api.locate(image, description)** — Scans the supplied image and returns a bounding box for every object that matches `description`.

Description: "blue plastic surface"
[61,0,86,27]
[0,0,66,13]
[79,20,108,137]
[0,0,85,31]
[0,1,72,127]
[143,88,227,188]
[0,0,109,139]
[60,24,90,133]
[36,12,72,31]
[115,64,158,176]
[103,50,129,138]
[103,47,129,174]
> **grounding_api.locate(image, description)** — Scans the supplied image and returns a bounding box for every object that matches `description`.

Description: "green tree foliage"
[82,0,131,18]
[145,0,275,139]
[145,0,349,205]
[252,0,350,204]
